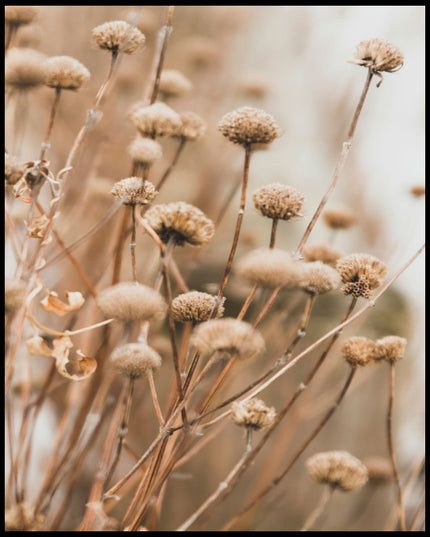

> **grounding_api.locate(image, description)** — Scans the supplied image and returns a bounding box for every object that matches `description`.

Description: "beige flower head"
[5,6,39,27]
[44,55,90,91]
[349,38,404,86]
[253,183,305,221]
[129,102,182,137]
[144,201,215,247]
[373,335,407,363]
[92,21,146,54]
[231,398,276,430]
[302,242,342,268]
[323,206,358,230]
[5,47,47,91]
[172,291,224,323]
[5,502,45,532]
[110,343,162,379]
[127,137,163,165]
[111,177,158,206]
[336,253,387,299]
[190,317,265,361]
[218,106,282,147]
[341,336,376,368]
[174,111,207,141]
[306,450,369,492]
[159,69,193,98]
[298,261,341,296]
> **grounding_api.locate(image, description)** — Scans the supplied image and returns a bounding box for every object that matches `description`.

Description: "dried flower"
[98,282,167,323]
[373,335,407,363]
[190,317,265,361]
[159,69,193,97]
[410,184,425,198]
[44,55,90,91]
[336,253,387,299]
[111,343,162,379]
[174,111,207,141]
[5,47,46,90]
[231,398,276,430]
[298,261,341,296]
[92,21,146,54]
[5,153,26,185]
[111,177,158,205]
[144,201,215,247]
[341,336,376,368]
[349,38,404,75]
[323,206,358,230]
[5,6,38,27]
[172,291,224,323]
[218,106,281,146]
[306,451,369,492]
[362,456,393,484]
[127,137,163,165]
[236,248,301,289]
[129,102,182,137]
[237,73,270,98]
[303,242,342,268]
[5,502,45,531]
[253,183,305,221]
[5,278,27,315]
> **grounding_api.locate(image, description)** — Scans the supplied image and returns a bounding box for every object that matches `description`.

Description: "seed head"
[253,183,305,221]
[98,282,167,323]
[172,291,224,322]
[5,278,27,315]
[44,55,90,91]
[190,317,265,361]
[111,343,162,379]
[159,69,193,98]
[323,206,358,230]
[111,177,158,206]
[5,153,26,185]
[5,502,45,531]
[349,38,404,74]
[236,248,301,289]
[341,336,376,368]
[362,456,393,484]
[302,242,342,268]
[5,6,38,27]
[129,102,182,137]
[5,47,46,91]
[218,106,281,146]
[231,398,276,430]
[336,253,387,299]
[144,201,215,247]
[174,111,207,141]
[298,261,341,296]
[306,451,369,492]
[373,335,407,363]
[92,21,146,54]
[237,73,270,98]
[127,137,163,165]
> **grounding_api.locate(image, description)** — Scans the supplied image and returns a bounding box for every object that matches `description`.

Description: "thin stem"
[301,485,334,531]
[155,136,186,191]
[269,218,279,249]
[147,370,165,427]
[5,24,17,52]
[130,204,137,282]
[40,87,61,161]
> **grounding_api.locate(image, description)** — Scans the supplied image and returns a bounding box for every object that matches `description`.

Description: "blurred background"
[5,5,424,531]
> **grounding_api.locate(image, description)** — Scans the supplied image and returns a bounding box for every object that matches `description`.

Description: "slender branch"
[40,87,61,161]
[301,485,334,531]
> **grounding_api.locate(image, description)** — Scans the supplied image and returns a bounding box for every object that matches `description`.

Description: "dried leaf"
[28,214,50,238]
[25,335,53,357]
[55,346,97,381]
[41,291,85,316]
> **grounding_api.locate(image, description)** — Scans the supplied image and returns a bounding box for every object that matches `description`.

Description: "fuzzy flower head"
[373,335,407,363]
[253,183,305,221]
[322,206,358,230]
[5,6,39,27]
[174,111,207,141]
[336,253,387,299]
[298,261,341,296]
[92,21,146,54]
[144,201,215,247]
[110,343,162,379]
[341,336,376,368]
[302,242,342,268]
[349,38,404,86]
[231,398,276,430]
[44,55,90,91]
[5,47,47,91]
[111,177,158,205]
[172,291,224,323]
[306,451,369,492]
[128,137,163,165]
[129,102,182,138]
[159,69,193,98]
[218,106,282,147]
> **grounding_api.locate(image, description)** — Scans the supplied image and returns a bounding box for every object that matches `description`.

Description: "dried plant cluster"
[4,6,424,533]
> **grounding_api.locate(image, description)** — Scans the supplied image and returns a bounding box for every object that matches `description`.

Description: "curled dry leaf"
[41,290,85,316]
[28,214,50,238]
[25,335,53,357]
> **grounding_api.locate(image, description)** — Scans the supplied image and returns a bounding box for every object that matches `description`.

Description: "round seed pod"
[373,335,407,363]
[92,20,146,54]
[110,343,162,379]
[350,38,404,74]
[159,69,193,98]
[218,106,281,146]
[341,336,376,368]
[129,102,182,138]
[172,291,224,322]
[298,261,341,296]
[231,398,276,430]
[110,177,158,206]
[44,55,90,91]
[174,111,207,141]
[127,137,163,166]
[336,253,387,299]
[306,450,369,492]
[253,183,305,221]
[5,47,46,91]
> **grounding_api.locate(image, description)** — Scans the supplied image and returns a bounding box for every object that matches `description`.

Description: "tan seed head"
[336,253,387,299]
[92,21,146,54]
[111,177,158,205]
[174,111,207,141]
[253,183,305,221]
[218,106,282,146]
[298,261,341,296]
[110,343,162,379]
[159,69,193,97]
[349,38,404,74]
[306,450,369,492]
[129,102,183,138]
[127,137,163,165]
[373,335,407,363]
[231,398,276,430]
[44,55,90,91]
[341,336,376,368]
[302,242,342,268]
[172,291,224,323]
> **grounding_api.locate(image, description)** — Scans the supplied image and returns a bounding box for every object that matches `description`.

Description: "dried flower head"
[5,153,26,185]
[237,73,270,98]
[336,253,387,299]
[144,201,215,247]
[323,206,358,230]
[298,261,341,296]
[253,183,305,221]
[236,248,301,289]
[172,291,224,322]
[92,21,146,54]
[98,282,167,323]
[341,336,376,368]
[5,6,38,27]
[159,69,193,97]
[5,502,45,531]
[306,451,369,492]
[410,184,425,198]
[129,102,182,137]
[231,398,276,430]
[362,456,393,484]
[127,137,163,165]
[303,242,342,268]
[349,38,404,75]
[218,106,281,146]
[5,278,27,315]
[111,177,158,205]
[5,47,46,90]
[174,111,207,141]
[111,343,162,379]
[373,335,407,363]
[190,317,265,361]
[44,55,90,91]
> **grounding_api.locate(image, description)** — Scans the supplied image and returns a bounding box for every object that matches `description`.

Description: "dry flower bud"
[5,278,27,315]
[5,502,45,531]
[144,201,215,247]
[111,343,162,379]
[174,111,207,141]
[253,183,305,221]
[92,21,146,54]
[98,282,167,323]
[129,102,182,137]
[306,450,369,492]
[373,335,407,363]
[218,106,281,146]
[350,38,404,75]
[159,69,193,97]
[5,153,26,185]
[341,336,376,368]
[362,456,393,484]
[410,184,425,198]
[111,177,158,205]
[298,261,341,295]
[323,206,358,230]
[44,55,90,91]
[190,317,265,361]
[5,6,38,26]
[336,253,387,299]
[127,137,163,165]
[172,291,224,322]
[236,248,301,289]
[231,398,276,430]
[5,47,46,90]
[303,242,342,268]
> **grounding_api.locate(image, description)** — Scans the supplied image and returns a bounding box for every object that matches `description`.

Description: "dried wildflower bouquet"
[4,6,424,532]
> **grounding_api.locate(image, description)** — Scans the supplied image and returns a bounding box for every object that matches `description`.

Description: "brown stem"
[269,218,279,249]
[155,136,186,191]
[40,87,61,161]
[130,204,137,282]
